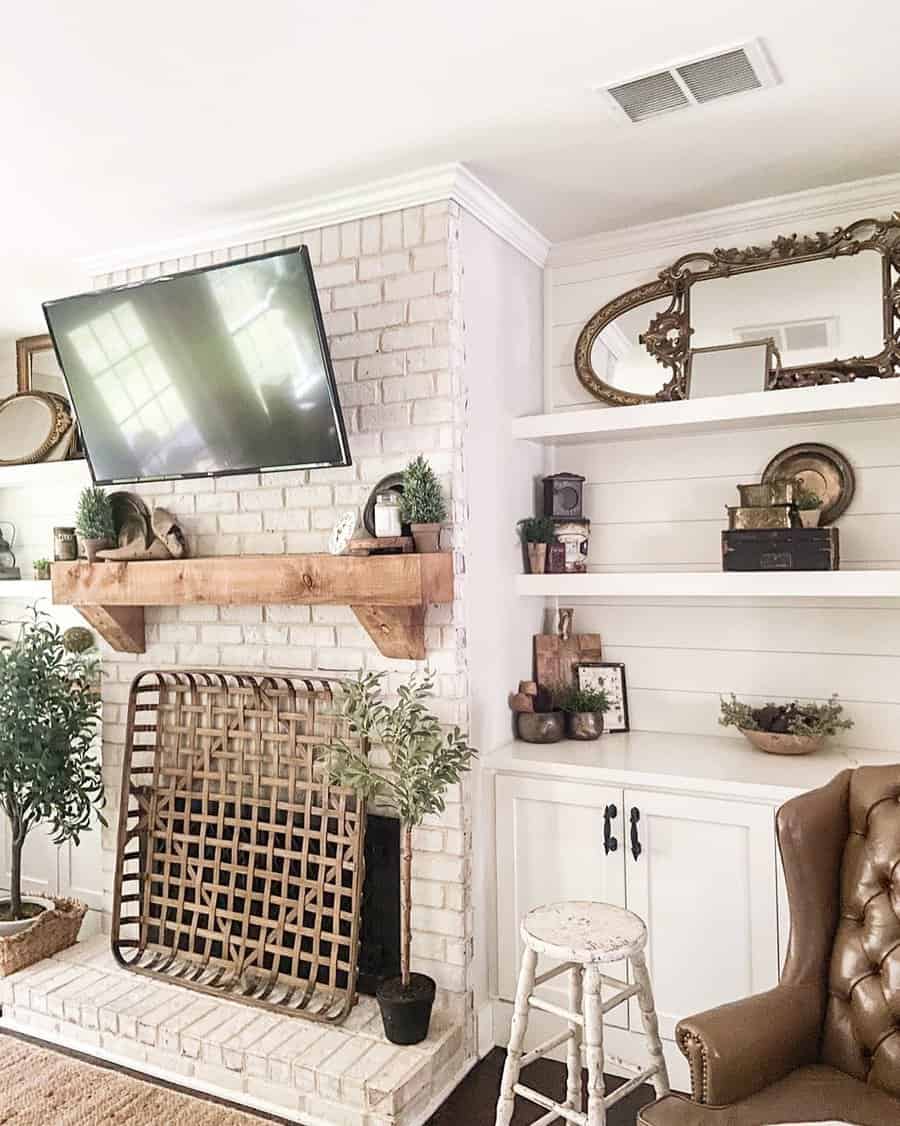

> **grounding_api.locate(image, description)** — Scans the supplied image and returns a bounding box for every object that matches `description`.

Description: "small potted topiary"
[32,558,51,581]
[75,487,115,562]
[0,609,104,953]
[326,669,476,1044]
[401,456,447,553]
[719,693,852,755]
[795,484,824,528]
[517,516,556,574]
[554,682,611,740]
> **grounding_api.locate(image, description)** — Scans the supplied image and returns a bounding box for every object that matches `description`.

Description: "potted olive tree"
[327,670,476,1044]
[401,456,447,553]
[517,517,556,574]
[76,486,115,562]
[0,610,105,938]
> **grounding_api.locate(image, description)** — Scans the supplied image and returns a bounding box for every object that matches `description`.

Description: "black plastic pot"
[376,973,436,1045]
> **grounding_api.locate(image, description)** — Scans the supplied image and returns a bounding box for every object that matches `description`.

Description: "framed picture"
[576,662,630,733]
[686,338,780,399]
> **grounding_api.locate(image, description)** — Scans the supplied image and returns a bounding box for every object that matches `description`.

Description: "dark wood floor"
[427,1048,655,1125]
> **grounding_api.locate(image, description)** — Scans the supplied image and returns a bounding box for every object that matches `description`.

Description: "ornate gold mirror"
[574,215,900,406]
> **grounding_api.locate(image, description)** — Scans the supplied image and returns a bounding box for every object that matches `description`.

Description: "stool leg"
[582,964,606,1126]
[495,946,537,1126]
[630,950,670,1097]
[565,964,583,1111]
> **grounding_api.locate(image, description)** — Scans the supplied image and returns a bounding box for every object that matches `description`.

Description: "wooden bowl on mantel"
[740,729,823,756]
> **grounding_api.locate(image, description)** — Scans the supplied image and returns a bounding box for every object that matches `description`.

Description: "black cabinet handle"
[603,804,618,855]
[630,807,642,861]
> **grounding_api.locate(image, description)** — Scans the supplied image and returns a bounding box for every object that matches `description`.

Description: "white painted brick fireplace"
[0,169,547,1124]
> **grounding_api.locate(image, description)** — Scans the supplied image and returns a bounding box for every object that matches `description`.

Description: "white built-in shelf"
[0,580,52,601]
[513,381,900,445]
[484,732,892,804]
[0,459,90,490]
[516,570,900,600]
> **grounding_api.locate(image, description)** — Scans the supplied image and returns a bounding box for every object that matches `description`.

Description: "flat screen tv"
[43,246,351,484]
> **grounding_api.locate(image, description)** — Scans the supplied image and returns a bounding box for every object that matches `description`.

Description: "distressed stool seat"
[496,901,669,1126]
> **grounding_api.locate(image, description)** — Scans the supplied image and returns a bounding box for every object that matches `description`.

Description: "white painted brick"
[336,382,379,407]
[329,331,380,359]
[381,374,434,402]
[314,260,356,288]
[333,282,381,310]
[196,492,238,513]
[424,213,450,242]
[381,211,403,250]
[358,251,410,280]
[409,295,450,323]
[341,221,360,259]
[356,301,406,330]
[324,310,356,335]
[384,272,434,300]
[285,532,329,553]
[383,427,438,454]
[285,484,333,507]
[381,325,432,352]
[316,648,365,671]
[402,207,424,247]
[408,346,450,372]
[239,488,283,511]
[218,512,262,534]
[413,853,466,883]
[265,645,314,668]
[361,216,381,255]
[240,533,286,554]
[357,353,405,380]
[412,244,448,271]
[321,226,341,262]
[263,508,310,532]
[199,625,243,645]
[413,398,454,424]
[360,403,410,431]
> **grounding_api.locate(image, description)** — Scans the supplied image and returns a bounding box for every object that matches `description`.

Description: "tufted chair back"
[820,765,900,1097]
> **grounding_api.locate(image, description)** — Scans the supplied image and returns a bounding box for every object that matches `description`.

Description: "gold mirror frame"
[574,214,900,406]
[15,333,55,392]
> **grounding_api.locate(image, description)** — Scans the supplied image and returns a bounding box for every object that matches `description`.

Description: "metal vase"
[516,711,564,743]
[526,543,547,574]
[567,712,605,740]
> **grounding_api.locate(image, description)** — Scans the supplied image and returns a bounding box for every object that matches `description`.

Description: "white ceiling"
[2,0,899,359]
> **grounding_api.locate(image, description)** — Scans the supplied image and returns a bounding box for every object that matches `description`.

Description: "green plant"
[326,670,476,988]
[552,682,610,714]
[719,693,853,738]
[0,609,105,920]
[75,487,114,540]
[400,456,447,525]
[517,516,556,545]
[33,558,50,570]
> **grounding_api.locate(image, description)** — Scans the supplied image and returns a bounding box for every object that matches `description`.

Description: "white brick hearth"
[0,936,465,1125]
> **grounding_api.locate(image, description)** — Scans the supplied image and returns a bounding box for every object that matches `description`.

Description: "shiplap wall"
[545,182,900,757]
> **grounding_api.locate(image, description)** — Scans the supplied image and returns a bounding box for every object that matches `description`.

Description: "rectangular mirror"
[686,339,777,399]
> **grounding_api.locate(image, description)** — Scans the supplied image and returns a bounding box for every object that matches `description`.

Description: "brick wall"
[92,200,474,1034]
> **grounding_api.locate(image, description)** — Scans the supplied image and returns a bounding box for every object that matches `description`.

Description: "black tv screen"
[43,246,351,484]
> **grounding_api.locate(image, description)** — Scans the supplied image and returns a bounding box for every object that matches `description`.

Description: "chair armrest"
[676,981,824,1105]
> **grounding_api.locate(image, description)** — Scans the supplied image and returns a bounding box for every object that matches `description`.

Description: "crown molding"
[548,170,900,270]
[83,163,550,277]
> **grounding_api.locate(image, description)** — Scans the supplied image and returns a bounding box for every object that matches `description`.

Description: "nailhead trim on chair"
[676,1028,710,1104]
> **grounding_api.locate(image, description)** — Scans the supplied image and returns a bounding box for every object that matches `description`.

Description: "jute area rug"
[0,1034,275,1124]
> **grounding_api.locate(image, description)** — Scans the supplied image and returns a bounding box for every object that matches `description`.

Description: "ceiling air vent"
[601,40,778,123]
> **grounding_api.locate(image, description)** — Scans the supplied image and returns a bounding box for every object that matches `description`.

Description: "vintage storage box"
[722,527,840,572]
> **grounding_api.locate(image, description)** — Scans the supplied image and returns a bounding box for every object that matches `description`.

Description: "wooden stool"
[495,901,669,1126]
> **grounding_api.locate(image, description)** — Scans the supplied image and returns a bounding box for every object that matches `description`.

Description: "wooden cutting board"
[534,633,603,689]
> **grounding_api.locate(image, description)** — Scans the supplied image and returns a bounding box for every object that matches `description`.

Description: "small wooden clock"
[542,473,585,519]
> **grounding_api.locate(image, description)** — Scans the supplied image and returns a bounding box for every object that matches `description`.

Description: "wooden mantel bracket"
[51,553,453,661]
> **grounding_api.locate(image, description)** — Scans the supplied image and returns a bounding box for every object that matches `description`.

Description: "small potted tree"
[327,669,476,1044]
[401,456,447,553]
[517,517,556,574]
[0,610,104,951]
[76,486,115,562]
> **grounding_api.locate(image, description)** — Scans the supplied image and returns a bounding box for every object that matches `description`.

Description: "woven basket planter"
[0,897,87,977]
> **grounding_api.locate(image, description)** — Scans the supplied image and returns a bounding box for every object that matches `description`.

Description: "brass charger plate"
[762,443,855,526]
[109,491,153,550]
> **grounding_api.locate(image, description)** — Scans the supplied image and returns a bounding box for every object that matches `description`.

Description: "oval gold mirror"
[0,392,73,466]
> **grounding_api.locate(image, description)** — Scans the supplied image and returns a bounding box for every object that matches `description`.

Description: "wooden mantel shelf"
[51,553,454,659]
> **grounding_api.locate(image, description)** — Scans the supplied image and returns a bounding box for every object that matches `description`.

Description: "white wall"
[459,211,544,1042]
[543,180,900,760]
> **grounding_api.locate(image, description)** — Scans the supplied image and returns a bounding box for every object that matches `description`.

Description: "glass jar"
[374,493,403,538]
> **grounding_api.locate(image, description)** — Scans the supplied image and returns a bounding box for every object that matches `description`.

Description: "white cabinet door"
[496,775,628,1026]
[623,788,779,1041]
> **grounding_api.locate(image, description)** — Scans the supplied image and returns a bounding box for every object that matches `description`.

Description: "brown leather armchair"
[640,764,900,1126]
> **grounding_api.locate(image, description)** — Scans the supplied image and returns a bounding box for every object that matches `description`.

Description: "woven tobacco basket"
[112,669,367,1024]
[0,897,87,977]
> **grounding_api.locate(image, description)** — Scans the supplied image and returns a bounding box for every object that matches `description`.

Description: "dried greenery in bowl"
[719,693,853,738]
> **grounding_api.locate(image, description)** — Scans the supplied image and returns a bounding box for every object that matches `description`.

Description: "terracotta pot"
[410,523,442,553]
[798,509,821,528]
[525,543,547,574]
[566,712,605,740]
[740,729,823,756]
[517,711,564,743]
